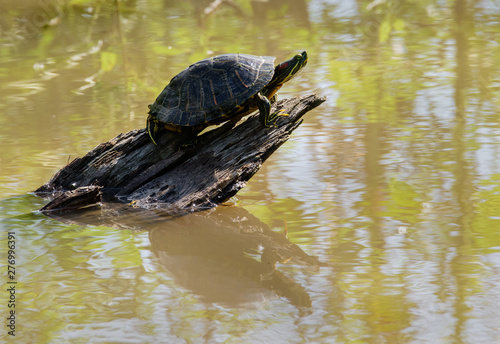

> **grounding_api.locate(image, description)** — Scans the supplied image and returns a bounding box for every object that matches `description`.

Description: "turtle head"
[274,51,308,84]
[264,51,308,96]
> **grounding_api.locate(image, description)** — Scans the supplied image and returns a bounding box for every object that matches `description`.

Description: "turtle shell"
[148,54,276,128]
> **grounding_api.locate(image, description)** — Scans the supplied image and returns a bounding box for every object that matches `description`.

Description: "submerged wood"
[36,94,326,213]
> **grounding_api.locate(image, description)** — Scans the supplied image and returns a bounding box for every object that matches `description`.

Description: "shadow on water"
[41,203,321,310]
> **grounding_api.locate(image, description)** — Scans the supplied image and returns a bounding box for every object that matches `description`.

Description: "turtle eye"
[294,54,302,60]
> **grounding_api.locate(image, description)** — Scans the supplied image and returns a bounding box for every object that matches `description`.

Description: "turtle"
[147,51,308,146]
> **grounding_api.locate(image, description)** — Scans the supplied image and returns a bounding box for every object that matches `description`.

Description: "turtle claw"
[266,109,289,128]
[179,141,197,150]
[276,109,289,117]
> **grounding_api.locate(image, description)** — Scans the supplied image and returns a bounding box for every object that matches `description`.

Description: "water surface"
[1,1,500,343]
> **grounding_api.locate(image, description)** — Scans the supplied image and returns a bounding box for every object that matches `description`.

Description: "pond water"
[1,0,500,343]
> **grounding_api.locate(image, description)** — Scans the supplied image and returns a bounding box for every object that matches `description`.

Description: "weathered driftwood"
[36,94,325,213]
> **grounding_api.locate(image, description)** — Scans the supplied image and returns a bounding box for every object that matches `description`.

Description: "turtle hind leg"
[178,126,199,149]
[147,114,160,145]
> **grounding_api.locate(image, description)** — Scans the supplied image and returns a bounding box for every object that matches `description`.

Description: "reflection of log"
[149,206,318,308]
[39,203,321,309]
[36,95,325,214]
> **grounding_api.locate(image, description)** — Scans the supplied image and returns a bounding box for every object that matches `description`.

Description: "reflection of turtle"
[147,51,308,145]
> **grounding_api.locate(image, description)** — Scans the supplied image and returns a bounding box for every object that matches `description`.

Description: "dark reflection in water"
[149,207,319,309]
[43,204,320,310]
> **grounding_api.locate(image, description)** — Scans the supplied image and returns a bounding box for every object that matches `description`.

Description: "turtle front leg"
[256,92,276,127]
[256,92,286,127]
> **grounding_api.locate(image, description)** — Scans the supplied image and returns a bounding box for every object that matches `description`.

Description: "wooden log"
[36,94,326,213]
[39,185,102,212]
